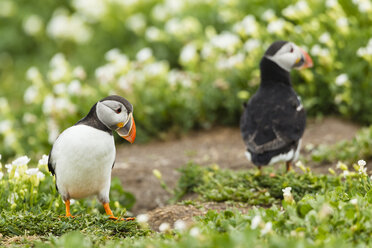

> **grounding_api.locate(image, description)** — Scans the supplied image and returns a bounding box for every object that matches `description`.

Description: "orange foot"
[103,202,135,221]
[60,215,75,218]
[60,200,75,218]
[108,216,136,221]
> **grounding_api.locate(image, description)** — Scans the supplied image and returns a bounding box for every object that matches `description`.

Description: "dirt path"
[113,117,359,218]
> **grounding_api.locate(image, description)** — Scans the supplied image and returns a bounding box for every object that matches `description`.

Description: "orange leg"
[103,203,135,221]
[64,200,74,218]
[286,161,292,172]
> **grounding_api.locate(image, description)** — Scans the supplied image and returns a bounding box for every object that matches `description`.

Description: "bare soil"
[113,117,360,229]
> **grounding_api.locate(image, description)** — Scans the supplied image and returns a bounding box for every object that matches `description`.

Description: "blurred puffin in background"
[240,41,313,172]
[48,95,136,220]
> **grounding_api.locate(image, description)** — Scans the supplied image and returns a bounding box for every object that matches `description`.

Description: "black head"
[263,40,313,72]
[264,40,288,57]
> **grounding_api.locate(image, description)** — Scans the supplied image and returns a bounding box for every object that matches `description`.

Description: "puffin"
[240,41,313,172]
[48,95,136,220]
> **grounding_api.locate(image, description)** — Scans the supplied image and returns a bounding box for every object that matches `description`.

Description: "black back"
[240,57,306,166]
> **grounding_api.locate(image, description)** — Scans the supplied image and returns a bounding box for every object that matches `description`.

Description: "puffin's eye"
[115,108,122,114]
[290,47,294,53]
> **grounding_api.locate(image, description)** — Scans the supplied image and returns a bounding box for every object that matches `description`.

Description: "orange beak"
[116,114,136,144]
[297,48,313,69]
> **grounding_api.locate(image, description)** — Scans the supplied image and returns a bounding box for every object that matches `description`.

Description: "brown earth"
[113,117,360,230]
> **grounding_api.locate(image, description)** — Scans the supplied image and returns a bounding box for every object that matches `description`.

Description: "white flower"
[353,0,372,12]
[233,15,257,36]
[159,222,171,232]
[337,17,348,28]
[136,47,153,62]
[357,160,367,176]
[216,53,245,69]
[136,214,149,224]
[4,133,16,147]
[261,222,272,235]
[144,62,168,77]
[165,18,182,36]
[37,172,45,180]
[49,53,69,82]
[282,187,292,197]
[180,44,198,64]
[5,164,13,173]
[283,1,310,19]
[68,80,82,95]
[335,74,348,86]
[319,32,331,44]
[105,48,121,62]
[358,160,366,167]
[151,4,168,22]
[343,170,350,178]
[145,26,163,41]
[26,67,40,81]
[12,156,31,166]
[0,172,3,180]
[282,187,294,203]
[0,120,11,134]
[47,9,92,43]
[38,155,49,166]
[117,76,131,91]
[95,64,116,84]
[267,19,286,34]
[261,9,275,21]
[26,168,40,175]
[127,13,146,33]
[210,32,241,54]
[23,15,43,36]
[244,39,260,52]
[350,198,358,205]
[72,0,107,21]
[72,66,86,80]
[24,86,39,104]
[326,0,338,8]
[0,154,2,160]
[174,219,187,231]
[189,227,200,237]
[54,83,67,95]
[251,215,262,229]
[164,0,184,13]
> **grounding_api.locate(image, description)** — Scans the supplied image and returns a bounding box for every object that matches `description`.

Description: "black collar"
[259,57,291,86]
[75,103,112,135]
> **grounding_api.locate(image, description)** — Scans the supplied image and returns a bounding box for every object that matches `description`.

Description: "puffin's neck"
[259,57,291,86]
[75,103,112,135]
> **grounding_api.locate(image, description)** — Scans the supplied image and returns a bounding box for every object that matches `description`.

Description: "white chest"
[52,125,115,199]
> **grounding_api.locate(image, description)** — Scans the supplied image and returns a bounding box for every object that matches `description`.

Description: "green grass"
[2,161,372,247]
[174,163,340,204]
[0,211,148,239]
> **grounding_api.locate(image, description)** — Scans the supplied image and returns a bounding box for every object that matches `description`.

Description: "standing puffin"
[240,41,313,172]
[48,95,136,219]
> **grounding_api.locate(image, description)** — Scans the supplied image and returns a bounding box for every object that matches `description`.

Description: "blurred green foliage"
[0,0,371,161]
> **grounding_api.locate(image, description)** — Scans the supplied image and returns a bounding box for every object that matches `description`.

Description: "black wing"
[48,146,56,176]
[240,87,306,154]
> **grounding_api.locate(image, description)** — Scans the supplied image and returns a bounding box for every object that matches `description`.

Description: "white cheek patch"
[267,53,296,72]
